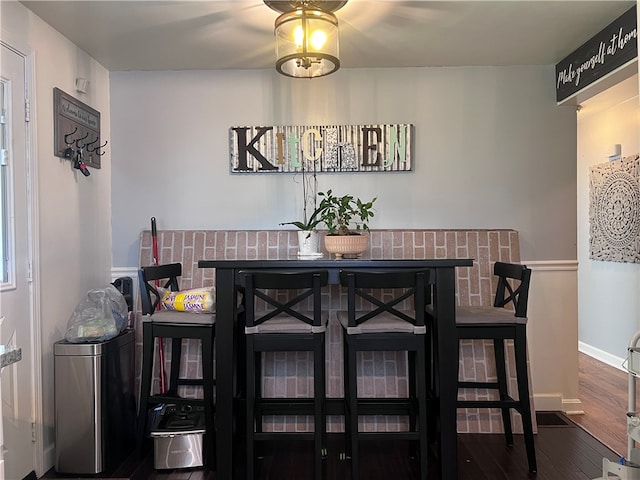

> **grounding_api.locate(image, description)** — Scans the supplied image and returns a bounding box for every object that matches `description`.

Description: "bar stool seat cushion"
[245,312,329,334]
[144,309,216,325]
[336,310,426,334]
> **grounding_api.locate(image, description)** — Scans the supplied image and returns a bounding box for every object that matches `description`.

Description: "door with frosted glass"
[0,41,36,479]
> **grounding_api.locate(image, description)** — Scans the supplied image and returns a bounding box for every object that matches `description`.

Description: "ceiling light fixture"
[265,1,347,79]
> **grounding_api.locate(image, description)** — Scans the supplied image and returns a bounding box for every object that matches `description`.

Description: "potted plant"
[280,205,324,256]
[317,189,377,258]
[280,164,326,256]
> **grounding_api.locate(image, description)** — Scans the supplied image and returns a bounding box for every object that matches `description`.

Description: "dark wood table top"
[198,255,473,268]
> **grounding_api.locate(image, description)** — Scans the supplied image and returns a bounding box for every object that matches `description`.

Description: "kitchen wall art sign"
[229,124,413,173]
[589,153,640,263]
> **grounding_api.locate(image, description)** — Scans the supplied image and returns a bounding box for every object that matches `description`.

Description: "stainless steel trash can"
[54,329,136,474]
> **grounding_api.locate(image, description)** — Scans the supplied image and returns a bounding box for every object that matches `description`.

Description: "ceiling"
[19,0,636,72]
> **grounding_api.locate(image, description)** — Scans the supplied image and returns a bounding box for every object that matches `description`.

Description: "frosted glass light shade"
[274,8,340,78]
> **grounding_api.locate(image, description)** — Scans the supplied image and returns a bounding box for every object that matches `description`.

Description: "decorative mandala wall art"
[589,154,640,262]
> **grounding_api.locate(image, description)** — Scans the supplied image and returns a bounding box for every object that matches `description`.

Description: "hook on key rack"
[94,140,108,156]
[74,132,90,149]
[63,127,78,145]
[86,138,107,153]
[84,136,99,151]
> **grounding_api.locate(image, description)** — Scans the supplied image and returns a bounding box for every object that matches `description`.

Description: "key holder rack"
[53,87,107,172]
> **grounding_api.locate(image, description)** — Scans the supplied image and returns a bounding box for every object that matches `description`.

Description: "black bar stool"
[239,269,329,480]
[338,268,431,480]
[428,261,536,473]
[137,263,216,467]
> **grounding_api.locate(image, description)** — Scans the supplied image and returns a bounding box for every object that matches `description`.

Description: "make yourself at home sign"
[555,5,637,103]
[229,124,413,173]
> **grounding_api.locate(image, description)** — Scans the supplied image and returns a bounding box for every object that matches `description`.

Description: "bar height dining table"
[198,254,473,479]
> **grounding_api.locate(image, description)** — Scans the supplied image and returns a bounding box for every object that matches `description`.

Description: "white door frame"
[0,35,43,477]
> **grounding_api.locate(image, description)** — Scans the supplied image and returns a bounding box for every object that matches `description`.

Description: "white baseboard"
[579,341,627,372]
[43,444,55,476]
[533,394,584,414]
[533,394,563,412]
[562,398,585,415]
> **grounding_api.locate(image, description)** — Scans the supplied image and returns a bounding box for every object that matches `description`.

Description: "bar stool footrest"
[147,395,206,407]
[254,431,316,442]
[258,398,317,416]
[458,398,519,409]
[357,431,422,441]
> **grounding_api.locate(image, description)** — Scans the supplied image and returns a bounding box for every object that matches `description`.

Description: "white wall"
[577,74,640,363]
[110,66,583,415]
[110,66,578,267]
[1,2,112,472]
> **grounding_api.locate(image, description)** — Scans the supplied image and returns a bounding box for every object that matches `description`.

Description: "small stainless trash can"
[54,329,136,474]
[151,404,206,469]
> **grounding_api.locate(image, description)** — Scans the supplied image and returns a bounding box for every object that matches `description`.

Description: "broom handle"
[151,217,167,394]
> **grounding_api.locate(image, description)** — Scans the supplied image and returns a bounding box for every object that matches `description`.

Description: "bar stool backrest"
[339,269,429,328]
[493,261,531,318]
[240,270,329,328]
[138,263,182,315]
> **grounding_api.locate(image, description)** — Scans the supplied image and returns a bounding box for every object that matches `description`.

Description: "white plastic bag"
[65,284,129,343]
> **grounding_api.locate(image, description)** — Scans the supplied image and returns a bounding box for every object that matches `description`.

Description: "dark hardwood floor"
[45,352,627,480]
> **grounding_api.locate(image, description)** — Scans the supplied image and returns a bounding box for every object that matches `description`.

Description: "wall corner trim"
[521,259,578,271]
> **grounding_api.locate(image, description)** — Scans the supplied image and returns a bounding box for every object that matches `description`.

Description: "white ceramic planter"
[297,230,320,256]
